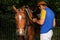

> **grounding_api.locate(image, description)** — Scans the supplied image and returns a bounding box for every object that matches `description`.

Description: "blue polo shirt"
[40,7,55,34]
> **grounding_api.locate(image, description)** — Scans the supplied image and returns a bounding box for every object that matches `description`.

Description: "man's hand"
[53,18,56,28]
[32,18,37,22]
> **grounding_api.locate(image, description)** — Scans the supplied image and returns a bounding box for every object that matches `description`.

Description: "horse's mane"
[25,7,35,26]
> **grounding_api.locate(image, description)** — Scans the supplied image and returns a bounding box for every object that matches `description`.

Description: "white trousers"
[40,30,53,40]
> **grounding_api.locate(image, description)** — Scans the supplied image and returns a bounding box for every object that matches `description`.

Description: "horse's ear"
[13,5,19,13]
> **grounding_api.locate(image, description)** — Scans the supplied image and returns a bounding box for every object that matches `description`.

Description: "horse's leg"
[27,26,34,40]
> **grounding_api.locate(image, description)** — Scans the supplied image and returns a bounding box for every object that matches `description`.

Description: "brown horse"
[13,5,35,40]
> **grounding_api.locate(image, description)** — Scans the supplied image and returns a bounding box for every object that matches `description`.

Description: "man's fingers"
[33,18,37,22]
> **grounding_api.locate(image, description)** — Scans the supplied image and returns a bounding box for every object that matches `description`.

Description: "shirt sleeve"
[40,9,46,19]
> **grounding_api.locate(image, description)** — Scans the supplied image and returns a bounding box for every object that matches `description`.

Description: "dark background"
[0,0,60,40]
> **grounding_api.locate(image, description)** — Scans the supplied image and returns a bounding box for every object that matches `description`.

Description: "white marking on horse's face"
[19,15,22,20]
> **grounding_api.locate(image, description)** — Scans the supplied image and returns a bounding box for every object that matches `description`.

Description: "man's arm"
[36,9,46,25]
[53,18,56,27]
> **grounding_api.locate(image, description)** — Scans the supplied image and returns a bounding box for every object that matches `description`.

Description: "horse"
[13,5,35,40]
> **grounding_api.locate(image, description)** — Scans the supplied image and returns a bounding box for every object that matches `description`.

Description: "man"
[33,1,56,40]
